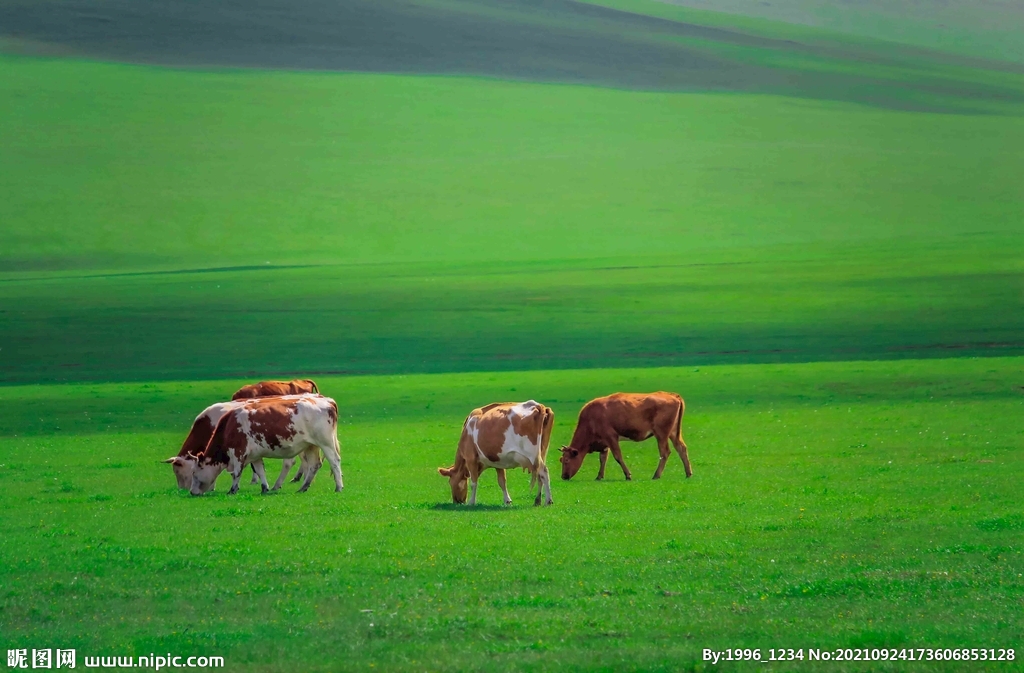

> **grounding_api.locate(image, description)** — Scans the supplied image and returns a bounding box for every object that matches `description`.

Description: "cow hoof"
[334,486,343,493]
[625,476,632,481]
[652,474,662,480]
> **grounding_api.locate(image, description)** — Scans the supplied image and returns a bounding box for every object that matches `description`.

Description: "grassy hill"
[1,56,1022,383]
[2,0,1023,109]
[641,0,1024,65]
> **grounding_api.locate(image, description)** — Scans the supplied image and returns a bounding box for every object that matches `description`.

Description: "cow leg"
[607,437,632,481]
[534,464,553,506]
[467,463,482,506]
[249,462,260,485]
[320,434,344,492]
[270,458,296,491]
[596,449,609,480]
[297,447,324,493]
[496,469,512,506]
[251,461,271,494]
[228,467,244,495]
[672,435,693,478]
[653,434,671,480]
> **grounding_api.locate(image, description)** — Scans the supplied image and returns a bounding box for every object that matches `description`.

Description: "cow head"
[189,454,226,496]
[559,445,585,480]
[163,455,198,489]
[437,464,468,504]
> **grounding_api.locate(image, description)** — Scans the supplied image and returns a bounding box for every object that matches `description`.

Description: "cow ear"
[438,467,453,477]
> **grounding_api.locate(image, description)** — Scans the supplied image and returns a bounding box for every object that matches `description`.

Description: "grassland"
[2,57,1023,383]
[1,357,1022,671]
[636,0,1024,65]
[1,0,1023,668]
[4,0,1023,108]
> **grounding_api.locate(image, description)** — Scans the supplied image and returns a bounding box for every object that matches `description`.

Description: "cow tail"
[530,406,555,494]
[673,395,685,443]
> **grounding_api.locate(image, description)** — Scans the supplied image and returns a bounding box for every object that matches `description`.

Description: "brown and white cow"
[437,400,554,506]
[189,394,343,496]
[233,379,321,484]
[231,379,319,401]
[163,401,309,490]
[559,392,691,481]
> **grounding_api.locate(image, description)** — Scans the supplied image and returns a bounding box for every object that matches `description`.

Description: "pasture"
[2,0,1024,668]
[1,358,1022,671]
[2,57,1023,384]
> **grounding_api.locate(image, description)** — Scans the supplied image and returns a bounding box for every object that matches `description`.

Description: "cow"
[189,394,343,496]
[164,401,314,490]
[231,379,319,401]
[437,400,554,506]
[559,392,690,481]
[231,378,321,483]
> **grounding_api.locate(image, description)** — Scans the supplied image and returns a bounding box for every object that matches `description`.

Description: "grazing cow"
[437,400,554,506]
[231,379,319,401]
[164,401,311,490]
[189,394,343,496]
[559,392,690,481]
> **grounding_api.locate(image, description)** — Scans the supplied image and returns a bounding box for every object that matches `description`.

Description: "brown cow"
[437,400,554,506]
[559,392,690,481]
[232,379,319,400]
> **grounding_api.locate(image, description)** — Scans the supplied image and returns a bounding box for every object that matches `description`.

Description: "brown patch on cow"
[247,404,297,452]
[225,425,249,463]
[508,405,543,443]
[326,400,338,427]
[473,411,511,462]
[178,413,216,457]
[231,379,319,400]
[200,414,235,466]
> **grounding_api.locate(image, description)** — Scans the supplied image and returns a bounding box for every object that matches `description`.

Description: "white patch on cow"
[466,415,480,452]
[475,400,542,471]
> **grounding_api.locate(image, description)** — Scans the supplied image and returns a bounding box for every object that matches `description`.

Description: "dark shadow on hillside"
[1,0,1021,110]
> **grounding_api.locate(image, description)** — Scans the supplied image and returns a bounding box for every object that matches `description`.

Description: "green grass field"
[2,57,1023,383]
[1,0,1024,669]
[1,358,1022,671]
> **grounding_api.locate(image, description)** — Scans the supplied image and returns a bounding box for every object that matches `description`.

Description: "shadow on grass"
[428,502,512,512]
